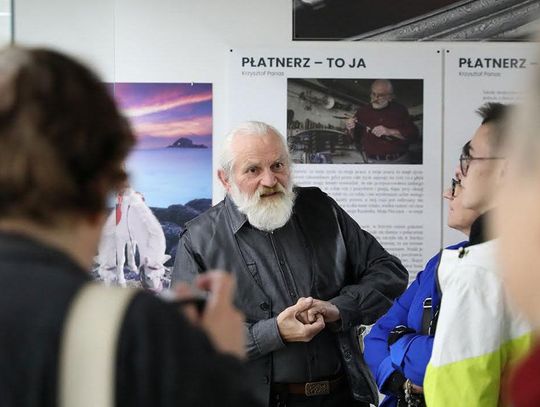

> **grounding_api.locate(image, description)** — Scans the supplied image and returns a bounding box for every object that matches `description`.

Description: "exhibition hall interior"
[2,1,540,406]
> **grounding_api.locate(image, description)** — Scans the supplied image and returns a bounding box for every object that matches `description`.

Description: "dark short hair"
[461,140,471,156]
[476,102,511,152]
[0,47,135,224]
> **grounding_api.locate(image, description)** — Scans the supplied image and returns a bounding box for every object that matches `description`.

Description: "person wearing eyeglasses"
[424,102,533,406]
[345,79,419,164]
[363,165,480,407]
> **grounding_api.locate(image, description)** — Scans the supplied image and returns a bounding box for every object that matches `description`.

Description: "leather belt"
[272,375,346,397]
[367,152,405,161]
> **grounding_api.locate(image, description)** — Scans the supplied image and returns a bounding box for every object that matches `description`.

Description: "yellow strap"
[59,283,138,407]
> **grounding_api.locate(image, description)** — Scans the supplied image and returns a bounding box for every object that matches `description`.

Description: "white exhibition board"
[442,43,537,246]
[14,0,538,279]
[228,44,443,279]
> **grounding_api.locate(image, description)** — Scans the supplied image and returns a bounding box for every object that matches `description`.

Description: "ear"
[218,169,232,192]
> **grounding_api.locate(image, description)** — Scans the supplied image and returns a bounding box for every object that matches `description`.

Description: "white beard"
[371,100,389,110]
[229,182,296,232]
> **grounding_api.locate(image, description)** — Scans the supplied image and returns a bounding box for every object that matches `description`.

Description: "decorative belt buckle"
[305,380,330,396]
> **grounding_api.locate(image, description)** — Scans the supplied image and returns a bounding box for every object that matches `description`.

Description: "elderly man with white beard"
[172,121,408,407]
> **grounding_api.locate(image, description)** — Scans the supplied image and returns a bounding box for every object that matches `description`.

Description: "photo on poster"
[93,82,213,290]
[287,78,423,164]
[293,0,539,41]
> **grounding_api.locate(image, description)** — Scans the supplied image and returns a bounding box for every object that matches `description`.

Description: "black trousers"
[270,385,370,407]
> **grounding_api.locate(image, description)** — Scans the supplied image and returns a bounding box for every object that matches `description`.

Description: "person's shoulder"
[389,100,408,112]
[293,186,346,228]
[439,240,500,290]
[294,186,332,206]
[415,249,447,285]
[184,199,226,230]
[122,290,191,333]
[126,290,175,316]
[428,241,467,278]
[118,291,223,369]
[463,240,499,274]
[294,185,326,197]
[422,251,444,274]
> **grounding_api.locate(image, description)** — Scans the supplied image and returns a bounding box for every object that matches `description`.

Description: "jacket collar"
[224,195,248,234]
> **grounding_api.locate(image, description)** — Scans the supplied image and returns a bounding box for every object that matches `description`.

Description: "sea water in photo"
[126,147,212,208]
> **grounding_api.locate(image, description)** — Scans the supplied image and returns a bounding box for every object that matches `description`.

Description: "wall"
[0,0,11,46]
[15,0,294,201]
[14,0,536,268]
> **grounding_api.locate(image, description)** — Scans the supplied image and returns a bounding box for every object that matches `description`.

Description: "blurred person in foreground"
[0,46,259,407]
[364,162,480,407]
[424,103,532,406]
[494,49,540,407]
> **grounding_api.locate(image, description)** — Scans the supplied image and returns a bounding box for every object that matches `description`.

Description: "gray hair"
[219,121,291,178]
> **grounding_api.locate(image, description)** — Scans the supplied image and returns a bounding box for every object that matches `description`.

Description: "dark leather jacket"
[173,187,408,405]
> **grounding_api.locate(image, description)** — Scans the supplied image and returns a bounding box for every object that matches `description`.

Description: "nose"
[260,168,277,187]
[454,165,463,180]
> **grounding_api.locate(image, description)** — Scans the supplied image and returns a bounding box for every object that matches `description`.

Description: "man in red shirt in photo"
[346,79,419,164]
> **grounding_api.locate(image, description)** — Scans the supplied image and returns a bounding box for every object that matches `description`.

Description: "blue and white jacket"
[363,241,467,407]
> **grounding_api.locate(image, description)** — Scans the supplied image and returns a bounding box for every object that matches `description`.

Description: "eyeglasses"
[451,178,461,198]
[459,153,505,176]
